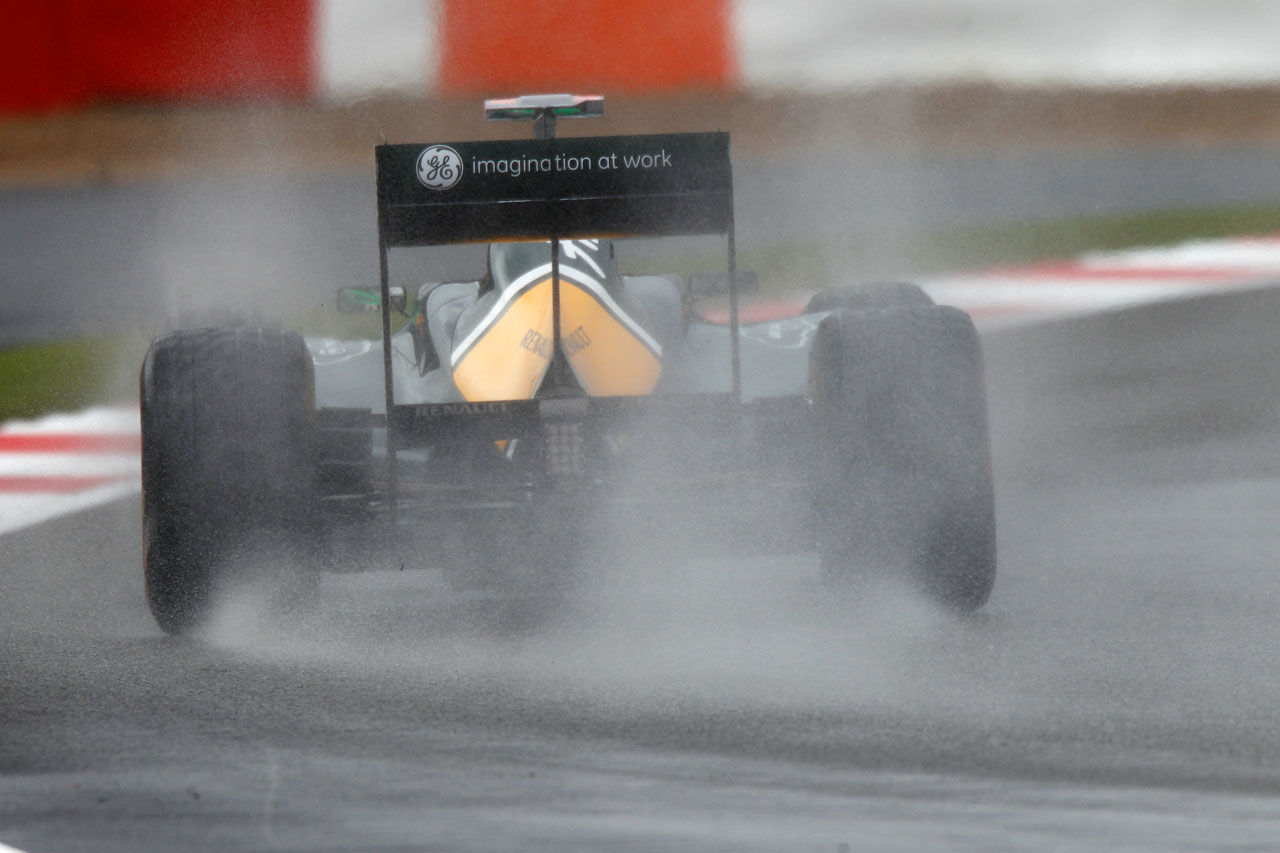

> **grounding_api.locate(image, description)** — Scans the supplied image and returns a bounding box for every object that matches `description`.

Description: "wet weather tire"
[805,281,934,314]
[810,305,996,611]
[140,327,318,635]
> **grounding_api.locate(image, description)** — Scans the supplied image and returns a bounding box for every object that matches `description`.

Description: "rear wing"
[372,131,742,504]
[374,132,733,246]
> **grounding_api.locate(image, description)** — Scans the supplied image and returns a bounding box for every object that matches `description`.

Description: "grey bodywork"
[307,279,826,414]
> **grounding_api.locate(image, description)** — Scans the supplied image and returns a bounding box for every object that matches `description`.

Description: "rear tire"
[140,327,318,635]
[805,281,934,314]
[810,305,996,611]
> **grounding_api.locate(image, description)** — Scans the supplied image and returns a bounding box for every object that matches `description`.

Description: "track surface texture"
[6,133,1280,848]
[7,278,1280,847]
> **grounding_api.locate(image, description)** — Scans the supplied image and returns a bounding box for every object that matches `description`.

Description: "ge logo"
[416,145,462,190]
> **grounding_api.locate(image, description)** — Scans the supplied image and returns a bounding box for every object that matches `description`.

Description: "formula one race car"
[140,94,996,635]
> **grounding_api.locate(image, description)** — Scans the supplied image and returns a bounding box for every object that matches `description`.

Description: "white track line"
[922,235,1280,328]
[0,405,140,536]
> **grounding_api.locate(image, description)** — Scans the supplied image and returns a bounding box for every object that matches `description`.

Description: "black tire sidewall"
[140,327,317,634]
[810,305,996,611]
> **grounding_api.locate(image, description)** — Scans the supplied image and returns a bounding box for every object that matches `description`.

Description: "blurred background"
[12,9,1280,849]
[6,0,1280,170]
[2,0,1280,413]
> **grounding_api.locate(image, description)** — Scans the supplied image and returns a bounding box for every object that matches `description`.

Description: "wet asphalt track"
[7,152,1280,848]
[6,282,1280,848]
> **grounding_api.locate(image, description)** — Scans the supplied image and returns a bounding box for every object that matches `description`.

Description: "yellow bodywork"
[451,278,555,402]
[452,273,662,402]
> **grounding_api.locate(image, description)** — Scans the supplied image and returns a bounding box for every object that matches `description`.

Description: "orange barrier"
[0,0,734,114]
[440,0,734,93]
